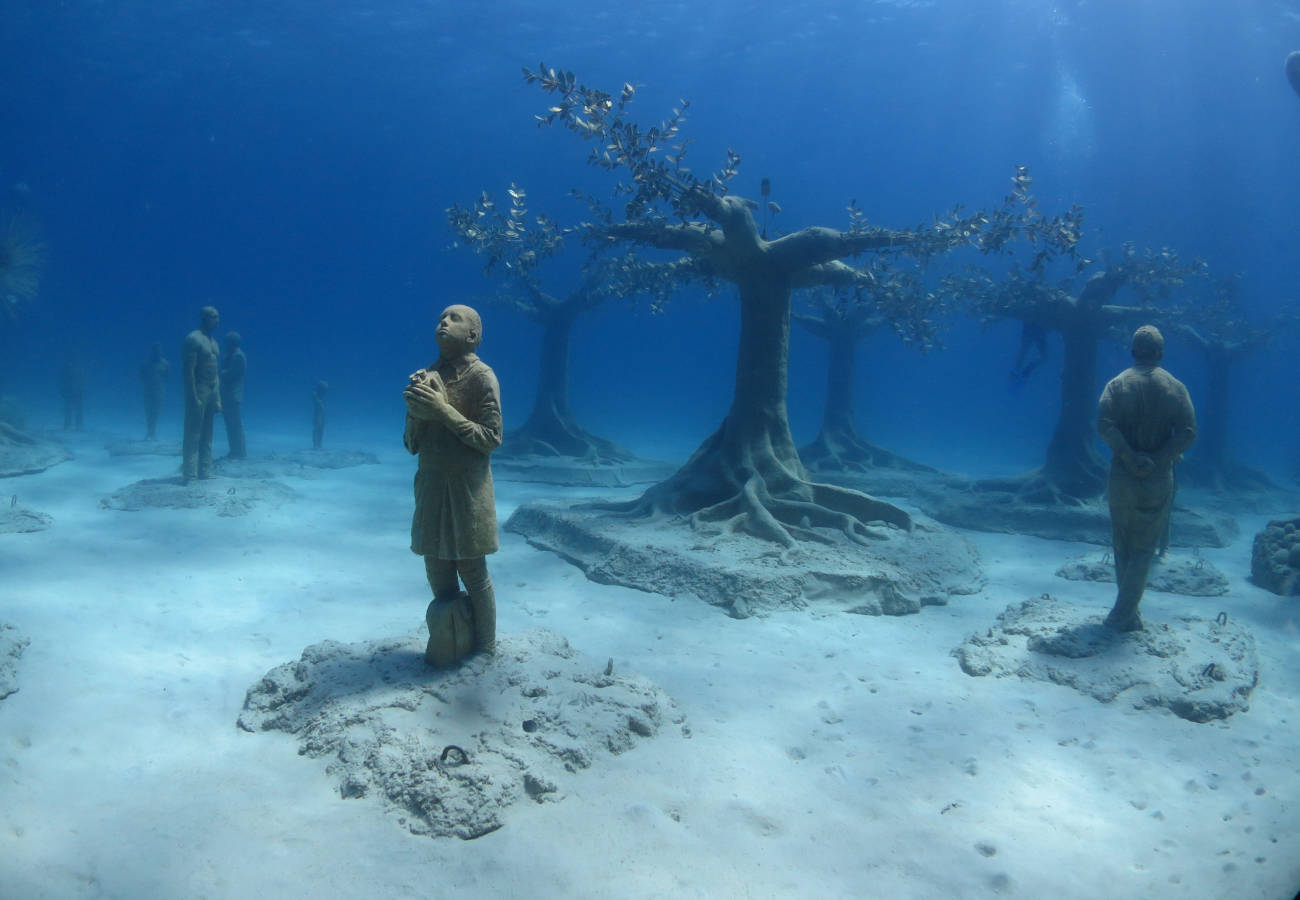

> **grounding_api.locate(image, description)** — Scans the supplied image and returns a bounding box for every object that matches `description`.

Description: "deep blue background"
[2,0,1297,471]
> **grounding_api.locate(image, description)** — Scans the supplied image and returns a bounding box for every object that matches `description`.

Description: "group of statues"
[133,305,330,475]
[177,305,245,479]
[399,305,1196,668]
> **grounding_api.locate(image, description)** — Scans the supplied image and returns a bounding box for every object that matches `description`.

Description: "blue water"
[2,0,1298,470]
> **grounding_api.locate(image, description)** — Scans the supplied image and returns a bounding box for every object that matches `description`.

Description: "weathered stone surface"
[0,428,70,478]
[953,595,1257,723]
[1055,551,1229,596]
[104,439,181,457]
[1,623,29,701]
[819,469,1235,548]
[275,449,380,470]
[1250,517,1300,596]
[0,504,52,533]
[493,455,678,487]
[238,628,684,840]
[100,476,295,517]
[506,499,984,619]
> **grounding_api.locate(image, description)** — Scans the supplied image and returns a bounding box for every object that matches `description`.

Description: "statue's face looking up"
[435,305,481,355]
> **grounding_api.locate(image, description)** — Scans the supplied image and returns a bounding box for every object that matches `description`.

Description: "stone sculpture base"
[1055,551,1229,597]
[0,505,52,533]
[505,499,984,619]
[100,476,295,517]
[953,595,1257,723]
[104,438,182,457]
[819,469,1235,548]
[0,428,70,478]
[1,623,29,701]
[238,628,684,840]
[492,454,679,487]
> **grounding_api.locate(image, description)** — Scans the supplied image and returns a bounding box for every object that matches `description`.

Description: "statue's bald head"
[437,304,482,353]
[199,305,220,334]
[1131,325,1164,365]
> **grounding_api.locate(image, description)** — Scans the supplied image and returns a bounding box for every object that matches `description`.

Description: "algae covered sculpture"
[1171,278,1297,494]
[795,277,941,475]
[139,343,170,440]
[1097,326,1197,631]
[311,380,328,449]
[220,331,247,459]
[403,304,502,664]
[0,213,44,337]
[448,184,703,466]
[942,173,1204,505]
[181,306,222,481]
[518,65,992,547]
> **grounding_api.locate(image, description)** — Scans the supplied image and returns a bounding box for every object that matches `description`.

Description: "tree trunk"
[800,331,933,473]
[1198,348,1229,472]
[1041,323,1106,499]
[1179,347,1274,491]
[499,309,634,462]
[604,273,911,546]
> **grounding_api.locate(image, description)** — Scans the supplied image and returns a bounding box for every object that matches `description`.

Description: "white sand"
[2,428,1298,899]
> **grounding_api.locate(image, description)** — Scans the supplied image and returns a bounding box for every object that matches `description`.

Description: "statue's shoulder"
[466,356,498,384]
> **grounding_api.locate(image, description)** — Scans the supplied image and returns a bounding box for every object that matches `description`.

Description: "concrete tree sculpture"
[1173,278,1298,492]
[945,173,1205,504]
[521,65,991,546]
[795,270,942,475]
[448,184,706,463]
[0,213,46,390]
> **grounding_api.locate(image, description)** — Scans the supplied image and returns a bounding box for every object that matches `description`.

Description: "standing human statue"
[311,380,329,450]
[139,342,170,440]
[181,306,222,480]
[59,359,86,430]
[402,304,502,665]
[221,331,247,459]
[1096,325,1197,631]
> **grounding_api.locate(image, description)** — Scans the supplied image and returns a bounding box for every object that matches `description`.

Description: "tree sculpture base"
[505,496,983,619]
[0,422,71,477]
[799,428,937,476]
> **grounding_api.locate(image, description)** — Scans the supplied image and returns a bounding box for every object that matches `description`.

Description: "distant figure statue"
[139,342,170,440]
[403,304,502,665]
[1009,321,1048,386]
[221,331,247,459]
[181,306,222,480]
[58,359,85,430]
[1286,51,1300,98]
[312,380,329,450]
[1096,325,1197,631]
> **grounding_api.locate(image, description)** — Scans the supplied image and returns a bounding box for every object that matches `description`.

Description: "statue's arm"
[182,336,198,404]
[1154,383,1197,466]
[403,413,420,454]
[441,370,504,455]
[1096,380,1136,461]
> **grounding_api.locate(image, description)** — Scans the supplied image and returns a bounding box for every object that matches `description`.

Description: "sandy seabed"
[2,426,1298,900]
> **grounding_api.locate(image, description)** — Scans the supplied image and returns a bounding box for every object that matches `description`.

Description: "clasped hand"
[1124,451,1156,478]
[404,370,451,422]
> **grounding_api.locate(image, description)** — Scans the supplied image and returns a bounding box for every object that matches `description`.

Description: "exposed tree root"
[971,466,1102,507]
[800,427,936,475]
[499,399,636,464]
[588,421,912,547]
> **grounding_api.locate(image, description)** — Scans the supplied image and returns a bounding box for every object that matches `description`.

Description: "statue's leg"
[198,397,217,478]
[181,400,200,479]
[457,556,496,654]
[228,401,246,458]
[424,556,459,599]
[1105,474,1172,632]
